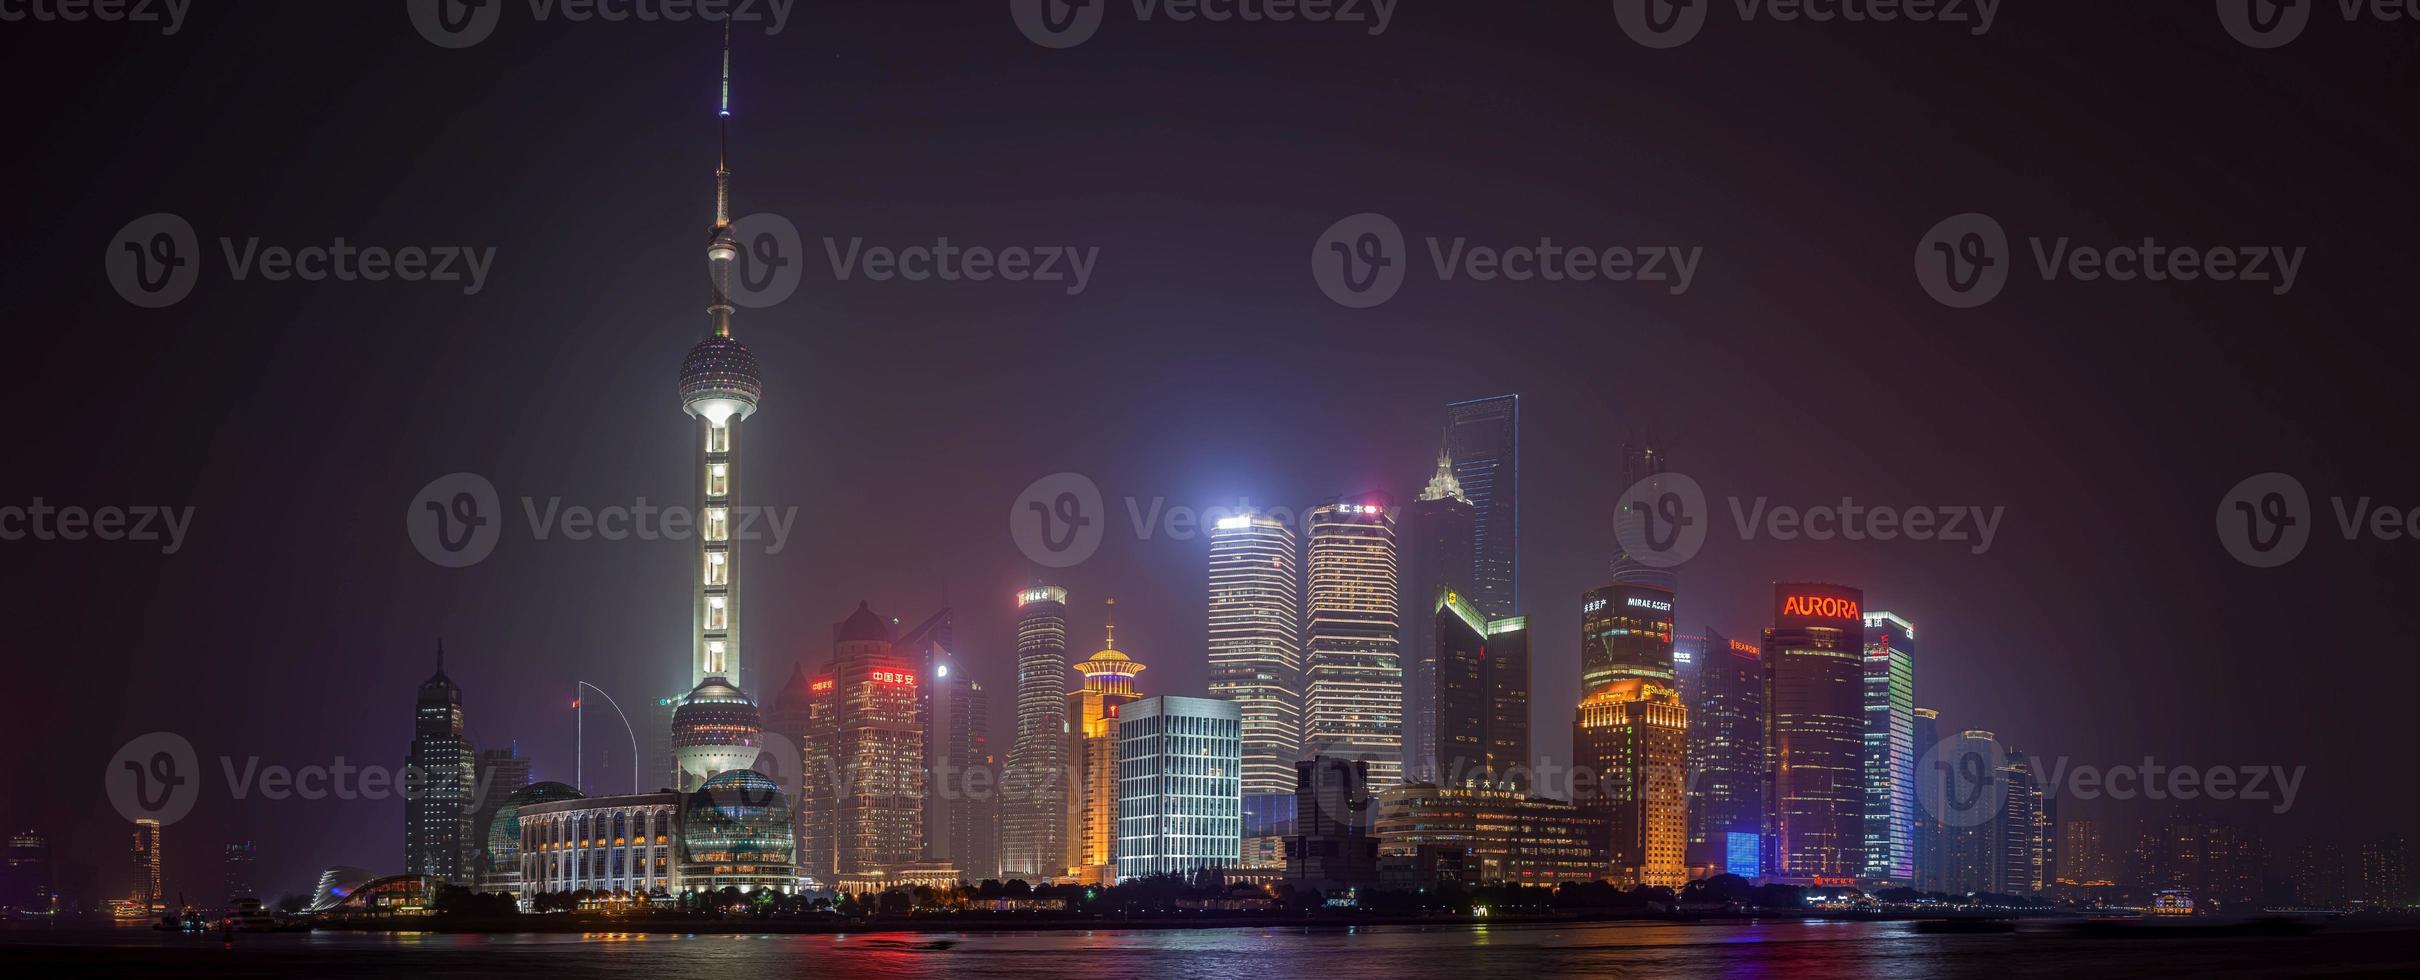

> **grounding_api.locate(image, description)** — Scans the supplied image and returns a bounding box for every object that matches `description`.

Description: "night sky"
[5,1,2417,902]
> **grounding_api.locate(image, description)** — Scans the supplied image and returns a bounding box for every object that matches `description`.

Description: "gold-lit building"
[1373,783,1606,886]
[1575,678,1689,889]
[1066,600,1144,884]
[129,818,162,912]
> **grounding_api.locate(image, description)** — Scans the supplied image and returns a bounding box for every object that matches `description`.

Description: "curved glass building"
[681,770,798,894]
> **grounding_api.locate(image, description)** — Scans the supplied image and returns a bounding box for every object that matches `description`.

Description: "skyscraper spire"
[1102,597,1117,649]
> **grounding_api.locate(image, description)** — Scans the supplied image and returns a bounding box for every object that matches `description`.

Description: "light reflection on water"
[6,919,2415,979]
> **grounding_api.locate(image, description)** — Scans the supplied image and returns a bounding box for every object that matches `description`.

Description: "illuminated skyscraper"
[1685,629,1764,877]
[1912,707,1945,891]
[1607,440,1675,591]
[1580,583,1676,696]
[1208,513,1303,799]
[1999,748,2047,894]
[825,602,924,884]
[1066,599,1145,883]
[900,610,996,880]
[1116,696,1243,880]
[1303,497,1403,786]
[671,26,773,804]
[221,841,256,910]
[1430,588,1530,791]
[1445,395,1519,617]
[3,830,54,914]
[1762,583,1866,884]
[1861,611,1916,887]
[1002,586,1072,880]
[129,819,162,912]
[404,644,475,885]
[1575,678,1689,888]
[1401,448,1474,782]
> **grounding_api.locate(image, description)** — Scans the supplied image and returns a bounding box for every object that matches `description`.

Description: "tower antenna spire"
[705,19,738,339]
[716,17,731,225]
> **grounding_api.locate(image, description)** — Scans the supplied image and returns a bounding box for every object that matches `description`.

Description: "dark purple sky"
[5,2,2416,901]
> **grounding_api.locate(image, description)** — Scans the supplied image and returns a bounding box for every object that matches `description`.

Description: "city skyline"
[8,1,2415,925]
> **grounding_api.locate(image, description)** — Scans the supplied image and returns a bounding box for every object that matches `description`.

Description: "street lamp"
[574,680,641,795]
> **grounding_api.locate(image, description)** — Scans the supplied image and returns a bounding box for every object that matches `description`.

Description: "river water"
[4,918,2414,978]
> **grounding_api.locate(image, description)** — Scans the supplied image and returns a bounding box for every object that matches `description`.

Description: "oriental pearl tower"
[672,24,768,792]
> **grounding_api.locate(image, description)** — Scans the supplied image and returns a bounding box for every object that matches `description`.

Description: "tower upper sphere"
[680,333,761,422]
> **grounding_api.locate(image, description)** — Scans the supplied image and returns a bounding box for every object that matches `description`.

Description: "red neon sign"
[810,678,834,693]
[1781,594,1860,621]
[1728,640,1758,655]
[871,670,916,686]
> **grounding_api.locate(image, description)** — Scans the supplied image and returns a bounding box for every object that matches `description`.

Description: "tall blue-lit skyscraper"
[1862,611,1916,887]
[1684,628,1764,877]
[1445,396,1519,618]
